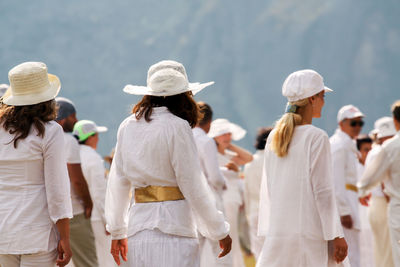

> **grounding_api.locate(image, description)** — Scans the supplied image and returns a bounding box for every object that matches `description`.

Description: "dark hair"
[392,100,400,122]
[356,134,372,151]
[197,101,213,126]
[0,100,57,148]
[255,127,273,150]
[132,92,200,128]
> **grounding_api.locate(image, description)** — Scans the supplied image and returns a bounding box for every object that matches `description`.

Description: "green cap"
[73,120,108,142]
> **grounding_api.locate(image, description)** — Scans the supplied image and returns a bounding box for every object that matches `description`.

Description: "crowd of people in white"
[0,61,399,267]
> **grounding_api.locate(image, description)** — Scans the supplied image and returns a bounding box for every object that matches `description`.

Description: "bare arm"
[56,218,72,266]
[67,163,93,218]
[228,143,253,165]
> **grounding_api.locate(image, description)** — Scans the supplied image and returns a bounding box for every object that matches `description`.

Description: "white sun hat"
[374,116,396,139]
[2,62,61,106]
[282,69,333,102]
[337,104,365,123]
[73,120,108,142]
[208,118,246,141]
[123,60,214,96]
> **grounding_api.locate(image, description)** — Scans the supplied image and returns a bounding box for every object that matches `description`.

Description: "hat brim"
[123,81,214,97]
[324,86,333,93]
[2,74,61,106]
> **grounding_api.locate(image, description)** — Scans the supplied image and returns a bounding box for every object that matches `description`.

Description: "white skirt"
[122,229,200,267]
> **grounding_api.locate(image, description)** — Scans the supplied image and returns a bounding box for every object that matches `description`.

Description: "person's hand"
[111,238,128,266]
[218,235,232,258]
[359,193,371,206]
[332,237,348,263]
[56,238,72,266]
[340,215,353,229]
[84,200,93,219]
[225,162,239,172]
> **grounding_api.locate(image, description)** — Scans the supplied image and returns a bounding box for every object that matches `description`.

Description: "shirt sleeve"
[65,134,81,164]
[311,134,344,240]
[43,124,73,223]
[357,148,392,197]
[202,139,226,191]
[169,122,229,241]
[105,123,132,240]
[331,146,352,216]
[87,154,108,225]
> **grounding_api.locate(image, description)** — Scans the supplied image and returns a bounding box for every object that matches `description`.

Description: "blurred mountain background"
[1,0,399,156]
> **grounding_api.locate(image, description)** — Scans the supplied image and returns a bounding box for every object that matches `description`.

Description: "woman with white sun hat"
[0,62,72,266]
[105,60,231,267]
[208,118,253,267]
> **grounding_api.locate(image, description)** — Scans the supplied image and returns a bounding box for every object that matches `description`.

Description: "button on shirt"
[330,128,361,230]
[80,145,107,224]
[105,107,229,241]
[64,132,84,215]
[0,121,73,254]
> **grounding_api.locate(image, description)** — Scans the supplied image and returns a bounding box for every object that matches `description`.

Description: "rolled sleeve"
[105,124,132,240]
[311,135,343,240]
[169,122,229,241]
[43,124,73,223]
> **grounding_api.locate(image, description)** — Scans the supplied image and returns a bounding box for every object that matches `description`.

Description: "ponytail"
[270,98,309,157]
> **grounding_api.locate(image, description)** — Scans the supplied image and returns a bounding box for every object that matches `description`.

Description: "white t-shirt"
[64,132,84,215]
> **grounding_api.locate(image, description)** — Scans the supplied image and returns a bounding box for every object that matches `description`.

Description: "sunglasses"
[350,120,364,127]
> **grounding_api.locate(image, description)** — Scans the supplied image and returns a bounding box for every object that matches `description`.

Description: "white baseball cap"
[337,104,365,123]
[208,118,246,141]
[374,117,396,139]
[282,69,332,102]
[73,120,108,142]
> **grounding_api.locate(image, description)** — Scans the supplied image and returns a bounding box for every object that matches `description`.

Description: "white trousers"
[223,200,245,267]
[368,196,394,267]
[343,227,360,267]
[122,229,199,267]
[0,249,57,267]
[388,201,400,267]
[247,213,264,261]
[199,235,232,267]
[91,221,117,267]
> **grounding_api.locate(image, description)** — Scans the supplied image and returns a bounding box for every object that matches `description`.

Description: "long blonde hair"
[270,98,309,157]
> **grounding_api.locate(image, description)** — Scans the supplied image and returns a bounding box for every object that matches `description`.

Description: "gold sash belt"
[345,184,358,193]
[135,185,185,203]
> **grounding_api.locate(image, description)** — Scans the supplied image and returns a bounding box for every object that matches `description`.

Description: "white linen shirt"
[363,145,385,197]
[258,125,343,266]
[358,131,400,228]
[80,145,107,223]
[244,150,264,221]
[192,127,226,193]
[63,132,84,215]
[330,128,361,230]
[105,107,229,241]
[0,121,73,254]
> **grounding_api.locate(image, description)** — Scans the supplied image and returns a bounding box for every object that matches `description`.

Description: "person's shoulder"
[382,134,400,151]
[44,120,63,133]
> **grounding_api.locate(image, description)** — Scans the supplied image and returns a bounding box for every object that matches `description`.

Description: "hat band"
[285,103,298,113]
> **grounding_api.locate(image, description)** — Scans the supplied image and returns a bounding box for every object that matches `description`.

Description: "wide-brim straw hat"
[2,62,61,106]
[208,118,246,141]
[123,60,214,96]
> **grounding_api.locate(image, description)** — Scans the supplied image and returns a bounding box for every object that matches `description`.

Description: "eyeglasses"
[350,120,364,127]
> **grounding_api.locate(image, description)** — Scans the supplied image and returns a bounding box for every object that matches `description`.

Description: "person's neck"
[299,106,313,125]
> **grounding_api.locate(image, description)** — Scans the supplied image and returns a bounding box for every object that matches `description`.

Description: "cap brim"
[96,126,108,133]
[3,73,61,106]
[324,86,333,93]
[123,81,214,96]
